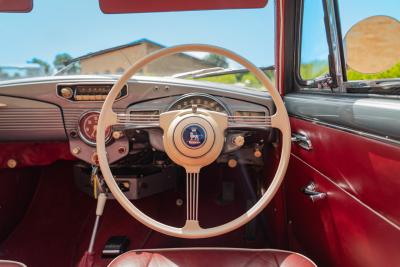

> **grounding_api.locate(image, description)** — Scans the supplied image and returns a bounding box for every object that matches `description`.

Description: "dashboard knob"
[60,87,73,99]
[228,158,238,168]
[7,159,17,168]
[112,131,123,140]
[254,148,262,158]
[72,146,81,155]
[232,135,245,147]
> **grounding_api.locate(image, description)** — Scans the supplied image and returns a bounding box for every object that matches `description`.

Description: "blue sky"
[0,0,398,68]
[0,0,274,68]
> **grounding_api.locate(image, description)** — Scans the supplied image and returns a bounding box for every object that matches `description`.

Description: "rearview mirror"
[344,16,400,74]
[99,0,267,14]
[0,0,32,13]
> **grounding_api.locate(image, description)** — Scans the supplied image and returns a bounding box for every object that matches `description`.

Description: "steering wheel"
[97,44,291,239]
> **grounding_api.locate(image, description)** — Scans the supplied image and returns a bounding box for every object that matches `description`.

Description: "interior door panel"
[285,116,400,267]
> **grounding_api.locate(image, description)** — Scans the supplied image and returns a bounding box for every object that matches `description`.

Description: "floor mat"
[0,161,269,267]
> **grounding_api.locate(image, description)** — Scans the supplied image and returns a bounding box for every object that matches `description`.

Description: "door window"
[299,0,330,81]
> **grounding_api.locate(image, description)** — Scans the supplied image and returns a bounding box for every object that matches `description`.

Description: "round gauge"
[78,111,112,145]
[168,94,228,114]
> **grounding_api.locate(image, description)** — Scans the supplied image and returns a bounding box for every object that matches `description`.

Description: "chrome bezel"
[166,93,230,114]
[78,110,112,146]
[181,123,208,150]
[56,82,129,103]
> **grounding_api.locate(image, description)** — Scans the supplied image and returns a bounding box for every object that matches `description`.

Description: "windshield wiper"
[174,66,274,79]
[172,67,226,78]
[53,61,80,76]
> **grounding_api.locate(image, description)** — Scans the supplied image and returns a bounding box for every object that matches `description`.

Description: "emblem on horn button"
[182,124,207,149]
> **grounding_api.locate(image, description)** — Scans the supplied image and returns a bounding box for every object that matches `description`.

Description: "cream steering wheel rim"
[97,44,291,239]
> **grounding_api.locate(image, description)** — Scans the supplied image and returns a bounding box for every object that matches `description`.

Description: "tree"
[0,69,9,79]
[53,53,73,71]
[28,58,51,75]
[203,54,229,68]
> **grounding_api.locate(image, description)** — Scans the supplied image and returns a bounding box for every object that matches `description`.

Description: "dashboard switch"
[228,158,238,168]
[60,87,73,99]
[254,148,262,158]
[113,131,123,140]
[7,159,17,168]
[232,135,245,147]
[72,146,81,155]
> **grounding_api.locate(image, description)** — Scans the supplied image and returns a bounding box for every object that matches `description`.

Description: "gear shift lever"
[88,193,107,253]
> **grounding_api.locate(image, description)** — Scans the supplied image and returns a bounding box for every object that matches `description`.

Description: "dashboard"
[0,76,274,167]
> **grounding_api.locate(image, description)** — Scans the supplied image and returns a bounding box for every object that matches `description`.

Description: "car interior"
[0,0,399,267]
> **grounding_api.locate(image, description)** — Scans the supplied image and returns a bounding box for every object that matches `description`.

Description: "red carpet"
[0,161,269,267]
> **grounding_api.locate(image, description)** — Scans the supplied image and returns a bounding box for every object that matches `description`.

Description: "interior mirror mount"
[0,0,33,13]
[344,16,400,74]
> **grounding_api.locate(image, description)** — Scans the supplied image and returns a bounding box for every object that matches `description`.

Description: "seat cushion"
[108,248,317,267]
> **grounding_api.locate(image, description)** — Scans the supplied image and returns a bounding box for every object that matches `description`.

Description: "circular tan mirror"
[345,15,400,74]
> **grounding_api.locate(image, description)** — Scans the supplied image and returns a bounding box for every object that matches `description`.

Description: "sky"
[0,0,398,69]
[0,0,275,68]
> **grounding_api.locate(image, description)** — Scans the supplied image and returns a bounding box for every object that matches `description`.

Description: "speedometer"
[168,94,228,114]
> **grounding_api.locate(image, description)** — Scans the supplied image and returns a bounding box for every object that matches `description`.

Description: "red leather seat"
[109,248,317,267]
[0,261,26,267]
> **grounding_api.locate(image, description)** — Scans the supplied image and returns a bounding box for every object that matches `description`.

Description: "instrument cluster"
[168,94,228,114]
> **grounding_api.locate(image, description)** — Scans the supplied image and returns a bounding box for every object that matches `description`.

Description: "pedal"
[102,236,130,258]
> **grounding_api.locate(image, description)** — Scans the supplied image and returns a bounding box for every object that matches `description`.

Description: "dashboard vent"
[57,84,127,101]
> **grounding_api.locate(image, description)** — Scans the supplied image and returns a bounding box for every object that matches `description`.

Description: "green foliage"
[194,69,275,91]
[53,53,73,70]
[300,59,400,81]
[347,62,400,80]
[203,54,229,68]
[0,69,9,79]
[300,60,329,80]
[28,58,51,75]
[196,74,237,84]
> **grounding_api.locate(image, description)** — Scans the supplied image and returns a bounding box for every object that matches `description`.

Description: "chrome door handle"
[302,182,326,202]
[291,132,312,150]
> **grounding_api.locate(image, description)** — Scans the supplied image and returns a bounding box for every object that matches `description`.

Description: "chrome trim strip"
[323,0,345,92]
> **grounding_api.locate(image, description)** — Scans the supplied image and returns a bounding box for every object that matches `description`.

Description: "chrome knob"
[60,87,73,99]
[232,135,245,147]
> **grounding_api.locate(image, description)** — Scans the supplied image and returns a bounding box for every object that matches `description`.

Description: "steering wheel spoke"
[115,112,160,129]
[270,111,288,132]
[186,171,200,221]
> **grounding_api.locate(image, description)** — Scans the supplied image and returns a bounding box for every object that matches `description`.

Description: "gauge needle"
[92,125,97,138]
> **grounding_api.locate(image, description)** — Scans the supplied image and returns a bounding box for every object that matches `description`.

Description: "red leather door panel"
[285,117,400,267]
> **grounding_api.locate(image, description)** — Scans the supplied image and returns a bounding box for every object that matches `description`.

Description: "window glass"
[338,0,399,81]
[299,0,330,80]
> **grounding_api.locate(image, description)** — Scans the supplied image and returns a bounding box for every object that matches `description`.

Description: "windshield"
[0,0,275,90]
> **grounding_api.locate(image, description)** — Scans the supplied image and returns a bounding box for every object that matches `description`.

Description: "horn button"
[161,110,227,171]
[174,117,215,158]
